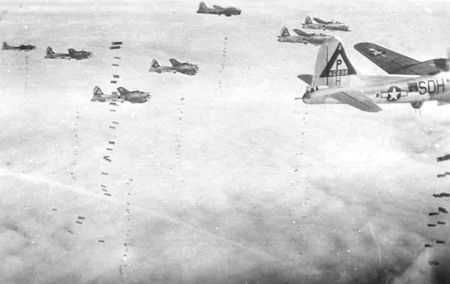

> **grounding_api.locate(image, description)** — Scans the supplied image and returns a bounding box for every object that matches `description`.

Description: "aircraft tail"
[117,87,130,96]
[197,1,208,12]
[311,37,358,89]
[150,59,160,68]
[46,47,55,55]
[2,41,8,49]
[279,26,290,37]
[304,16,313,25]
[92,86,103,101]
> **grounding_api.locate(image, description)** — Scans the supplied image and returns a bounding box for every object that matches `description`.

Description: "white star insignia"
[369,48,386,57]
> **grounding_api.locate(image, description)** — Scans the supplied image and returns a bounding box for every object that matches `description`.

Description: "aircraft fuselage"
[303,72,450,106]
[149,66,198,76]
[302,23,349,31]
[122,92,150,103]
[197,7,240,16]
[278,35,327,45]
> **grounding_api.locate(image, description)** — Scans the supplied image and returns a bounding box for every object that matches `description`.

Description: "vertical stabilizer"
[150,59,160,68]
[311,37,358,89]
[304,16,313,25]
[198,2,208,12]
[94,86,103,96]
[46,47,55,55]
[280,26,290,37]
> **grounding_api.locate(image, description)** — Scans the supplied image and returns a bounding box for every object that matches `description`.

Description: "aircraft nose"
[302,92,311,103]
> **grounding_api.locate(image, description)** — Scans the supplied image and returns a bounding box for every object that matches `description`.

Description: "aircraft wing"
[354,42,440,75]
[313,17,330,24]
[212,5,224,10]
[293,29,312,37]
[328,90,382,112]
[169,58,182,67]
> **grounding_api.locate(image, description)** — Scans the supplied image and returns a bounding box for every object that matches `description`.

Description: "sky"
[1,0,450,283]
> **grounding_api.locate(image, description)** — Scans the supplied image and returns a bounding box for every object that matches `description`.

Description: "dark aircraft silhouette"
[2,42,35,52]
[45,47,91,60]
[277,27,330,45]
[149,58,199,76]
[91,86,150,104]
[197,2,241,16]
[302,16,350,31]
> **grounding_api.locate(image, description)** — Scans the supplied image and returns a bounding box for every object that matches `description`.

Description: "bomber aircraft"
[2,42,35,51]
[149,59,199,76]
[277,27,330,45]
[91,86,150,104]
[45,47,91,60]
[299,37,450,112]
[302,16,349,32]
[196,2,241,17]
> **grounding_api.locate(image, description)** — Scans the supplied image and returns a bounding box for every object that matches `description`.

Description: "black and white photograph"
[1,0,450,283]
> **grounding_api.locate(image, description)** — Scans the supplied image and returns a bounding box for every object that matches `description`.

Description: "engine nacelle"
[411,101,424,109]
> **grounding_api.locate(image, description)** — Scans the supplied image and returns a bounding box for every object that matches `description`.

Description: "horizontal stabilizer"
[328,90,382,112]
[297,74,313,85]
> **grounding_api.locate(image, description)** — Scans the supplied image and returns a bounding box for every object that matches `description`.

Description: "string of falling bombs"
[215,36,228,92]
[66,43,125,237]
[65,214,86,235]
[169,95,186,192]
[119,178,135,279]
[289,110,307,191]
[24,54,29,96]
[100,41,123,199]
[69,110,81,181]
[176,96,185,165]
[425,155,450,267]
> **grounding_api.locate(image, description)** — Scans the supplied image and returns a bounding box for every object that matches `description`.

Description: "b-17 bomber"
[45,47,92,60]
[299,37,450,112]
[149,59,199,76]
[2,41,35,51]
[302,16,350,32]
[278,27,330,46]
[91,86,150,104]
[196,1,241,17]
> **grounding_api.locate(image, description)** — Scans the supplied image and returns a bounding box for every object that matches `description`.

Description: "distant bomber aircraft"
[91,86,150,104]
[45,47,92,60]
[277,27,330,46]
[197,2,241,17]
[149,59,199,76]
[2,42,35,51]
[299,37,450,112]
[302,16,349,31]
